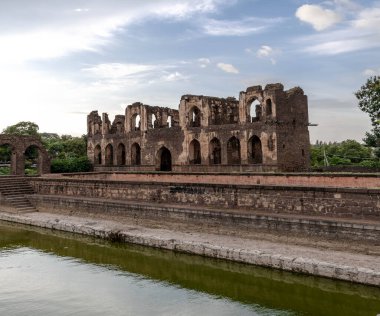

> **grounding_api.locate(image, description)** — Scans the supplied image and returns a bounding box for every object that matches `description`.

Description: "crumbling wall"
[87,83,310,172]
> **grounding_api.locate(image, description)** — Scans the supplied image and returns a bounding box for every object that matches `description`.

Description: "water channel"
[0,221,379,316]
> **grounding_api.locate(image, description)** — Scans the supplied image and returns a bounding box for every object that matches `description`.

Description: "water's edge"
[0,211,379,287]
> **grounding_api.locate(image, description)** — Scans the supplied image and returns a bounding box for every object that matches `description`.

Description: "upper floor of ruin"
[87,83,309,138]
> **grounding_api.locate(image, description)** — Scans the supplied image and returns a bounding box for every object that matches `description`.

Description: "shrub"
[51,156,92,173]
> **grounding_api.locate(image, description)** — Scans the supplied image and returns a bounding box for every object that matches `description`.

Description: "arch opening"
[132,114,141,131]
[131,143,141,166]
[167,115,172,128]
[189,139,201,164]
[105,144,114,166]
[157,147,172,171]
[117,143,126,165]
[94,144,102,165]
[0,144,12,175]
[248,136,263,164]
[209,138,221,165]
[266,99,272,116]
[151,114,157,129]
[248,99,261,122]
[24,145,40,175]
[227,136,241,165]
[189,106,201,127]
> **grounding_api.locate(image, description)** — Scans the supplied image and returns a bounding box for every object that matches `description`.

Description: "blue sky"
[0,0,379,142]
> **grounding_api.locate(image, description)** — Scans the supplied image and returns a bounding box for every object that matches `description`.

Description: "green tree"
[2,121,40,137]
[355,76,380,157]
[310,140,373,167]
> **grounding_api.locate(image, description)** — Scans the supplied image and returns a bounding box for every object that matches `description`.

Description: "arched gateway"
[0,135,50,175]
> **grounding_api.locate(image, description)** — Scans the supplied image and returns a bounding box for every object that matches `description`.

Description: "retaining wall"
[28,178,380,220]
[62,172,380,188]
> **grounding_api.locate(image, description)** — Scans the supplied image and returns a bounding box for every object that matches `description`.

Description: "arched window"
[248,99,261,122]
[94,144,102,165]
[248,136,262,164]
[131,143,141,166]
[151,114,157,129]
[117,143,126,165]
[227,136,241,165]
[105,144,113,166]
[209,138,221,165]
[167,115,172,128]
[189,139,201,164]
[189,106,201,127]
[266,99,272,116]
[132,114,141,131]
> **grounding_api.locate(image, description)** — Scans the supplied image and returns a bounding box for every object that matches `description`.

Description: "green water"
[0,221,379,316]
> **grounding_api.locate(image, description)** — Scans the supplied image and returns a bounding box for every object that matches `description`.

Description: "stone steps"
[0,177,38,213]
[29,194,380,243]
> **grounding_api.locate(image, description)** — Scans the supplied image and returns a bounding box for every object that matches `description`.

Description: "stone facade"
[87,83,310,172]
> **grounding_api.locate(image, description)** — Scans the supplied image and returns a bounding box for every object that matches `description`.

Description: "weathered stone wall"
[61,172,380,188]
[28,178,380,220]
[28,194,380,243]
[87,83,310,172]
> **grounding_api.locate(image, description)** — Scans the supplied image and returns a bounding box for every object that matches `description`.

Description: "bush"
[51,156,92,173]
[358,160,380,168]
[0,166,10,175]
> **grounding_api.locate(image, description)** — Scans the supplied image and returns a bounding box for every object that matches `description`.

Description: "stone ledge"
[0,211,379,287]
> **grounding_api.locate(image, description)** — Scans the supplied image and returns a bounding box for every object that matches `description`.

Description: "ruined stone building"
[87,83,310,172]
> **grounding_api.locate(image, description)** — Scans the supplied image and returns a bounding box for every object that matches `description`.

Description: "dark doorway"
[209,138,221,165]
[189,139,201,164]
[159,147,172,171]
[248,136,263,164]
[94,145,102,165]
[105,144,113,166]
[227,136,241,165]
[131,143,141,166]
[117,143,126,165]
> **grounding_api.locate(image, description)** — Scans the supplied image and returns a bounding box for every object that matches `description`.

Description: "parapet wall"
[29,177,380,220]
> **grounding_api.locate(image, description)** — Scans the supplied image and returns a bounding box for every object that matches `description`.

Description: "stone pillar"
[15,151,25,176]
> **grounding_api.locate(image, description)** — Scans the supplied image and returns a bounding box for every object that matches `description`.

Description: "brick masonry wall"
[28,178,380,220]
[62,172,380,189]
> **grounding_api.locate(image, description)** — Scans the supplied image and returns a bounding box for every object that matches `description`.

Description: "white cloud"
[82,63,157,79]
[198,58,211,68]
[0,0,226,65]
[217,63,239,74]
[362,68,380,76]
[296,4,341,31]
[74,8,89,13]
[161,71,188,82]
[257,45,273,58]
[249,45,278,65]
[203,17,282,36]
[297,3,380,55]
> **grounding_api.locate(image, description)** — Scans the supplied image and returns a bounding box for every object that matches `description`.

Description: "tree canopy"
[311,140,375,168]
[2,121,40,137]
[355,76,380,157]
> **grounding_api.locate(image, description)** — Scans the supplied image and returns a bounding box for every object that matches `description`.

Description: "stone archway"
[0,135,50,175]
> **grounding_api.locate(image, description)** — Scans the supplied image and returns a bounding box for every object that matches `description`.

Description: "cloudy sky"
[0,0,379,142]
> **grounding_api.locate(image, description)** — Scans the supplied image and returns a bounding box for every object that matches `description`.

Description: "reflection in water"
[0,221,379,316]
